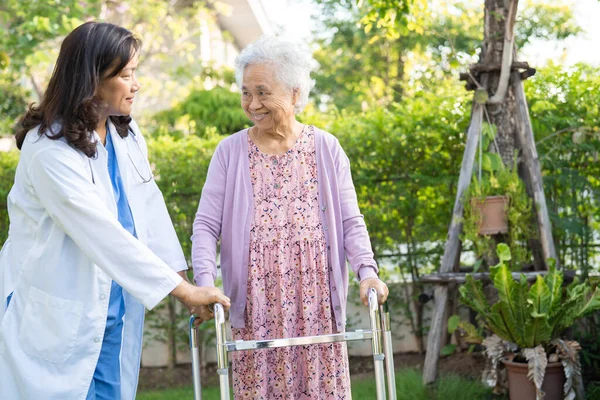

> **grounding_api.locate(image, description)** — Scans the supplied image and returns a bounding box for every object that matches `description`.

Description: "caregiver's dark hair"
[15,21,142,158]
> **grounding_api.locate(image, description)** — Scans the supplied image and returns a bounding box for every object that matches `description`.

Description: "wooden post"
[419,270,575,284]
[422,103,483,384]
[511,72,559,266]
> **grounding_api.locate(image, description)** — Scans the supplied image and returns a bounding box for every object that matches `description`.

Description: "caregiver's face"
[97,52,141,117]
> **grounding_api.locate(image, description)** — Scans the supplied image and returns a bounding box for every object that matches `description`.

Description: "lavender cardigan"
[191,127,378,330]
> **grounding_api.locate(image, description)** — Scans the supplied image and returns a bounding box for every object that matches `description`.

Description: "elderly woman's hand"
[359,278,389,307]
[191,304,216,327]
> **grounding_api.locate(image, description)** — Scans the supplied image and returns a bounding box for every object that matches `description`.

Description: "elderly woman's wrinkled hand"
[191,304,215,326]
[359,278,389,307]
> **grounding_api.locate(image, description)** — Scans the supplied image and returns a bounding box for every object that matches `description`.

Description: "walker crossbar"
[223,330,373,351]
[189,287,397,400]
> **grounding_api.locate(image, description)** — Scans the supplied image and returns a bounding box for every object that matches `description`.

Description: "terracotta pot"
[471,195,509,235]
[502,358,565,400]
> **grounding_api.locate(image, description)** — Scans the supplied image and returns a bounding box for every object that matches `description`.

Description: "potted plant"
[457,244,600,400]
[462,122,536,269]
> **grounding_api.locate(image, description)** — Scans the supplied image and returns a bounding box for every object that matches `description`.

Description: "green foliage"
[526,63,600,278]
[151,87,248,138]
[573,313,600,387]
[311,0,581,111]
[0,150,19,246]
[516,0,583,47]
[448,316,484,347]
[356,0,426,40]
[0,0,100,70]
[0,71,29,135]
[147,133,225,257]
[0,0,229,134]
[459,246,600,350]
[0,0,101,135]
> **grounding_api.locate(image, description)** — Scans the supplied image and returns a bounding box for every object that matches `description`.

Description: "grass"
[136,368,497,400]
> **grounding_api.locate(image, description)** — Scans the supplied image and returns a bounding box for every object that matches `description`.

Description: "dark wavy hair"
[15,21,142,158]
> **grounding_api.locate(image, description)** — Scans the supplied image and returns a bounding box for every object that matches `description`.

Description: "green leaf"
[472,258,483,273]
[448,315,460,334]
[481,153,504,172]
[493,264,528,346]
[459,275,490,318]
[544,265,563,314]
[524,317,552,348]
[458,321,484,343]
[528,275,552,317]
[525,275,553,348]
[441,344,457,356]
[496,243,511,263]
[482,122,498,140]
[575,287,600,318]
[487,303,515,342]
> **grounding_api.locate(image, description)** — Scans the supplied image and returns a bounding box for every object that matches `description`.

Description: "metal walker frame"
[189,288,397,399]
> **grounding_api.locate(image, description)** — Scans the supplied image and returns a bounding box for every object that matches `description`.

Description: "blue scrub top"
[87,129,137,400]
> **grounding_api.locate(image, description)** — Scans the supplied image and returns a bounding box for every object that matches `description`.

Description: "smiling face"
[96,52,140,118]
[241,63,298,131]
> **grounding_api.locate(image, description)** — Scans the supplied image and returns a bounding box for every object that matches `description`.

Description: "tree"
[0,0,101,134]
[0,0,233,135]
[310,0,580,111]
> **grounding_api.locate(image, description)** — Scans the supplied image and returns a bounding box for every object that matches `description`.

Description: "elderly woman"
[191,36,388,398]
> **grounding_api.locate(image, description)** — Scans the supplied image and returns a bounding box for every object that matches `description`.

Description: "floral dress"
[231,126,352,399]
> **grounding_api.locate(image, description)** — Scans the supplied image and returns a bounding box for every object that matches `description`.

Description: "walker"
[189,288,397,399]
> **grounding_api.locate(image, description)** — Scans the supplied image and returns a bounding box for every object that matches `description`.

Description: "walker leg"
[189,316,202,400]
[214,304,231,400]
[368,288,387,400]
[381,303,397,399]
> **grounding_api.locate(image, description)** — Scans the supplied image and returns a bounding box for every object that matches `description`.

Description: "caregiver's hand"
[172,281,230,315]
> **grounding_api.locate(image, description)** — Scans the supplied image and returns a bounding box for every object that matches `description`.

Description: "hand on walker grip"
[172,282,230,318]
[359,278,389,306]
[191,304,217,326]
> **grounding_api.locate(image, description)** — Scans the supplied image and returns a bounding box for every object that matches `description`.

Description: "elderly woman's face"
[241,64,297,129]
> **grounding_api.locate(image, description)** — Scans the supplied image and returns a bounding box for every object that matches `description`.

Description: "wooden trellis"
[421,0,559,385]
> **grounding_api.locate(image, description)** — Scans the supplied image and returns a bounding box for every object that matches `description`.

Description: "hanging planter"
[470,195,509,235]
[461,120,537,267]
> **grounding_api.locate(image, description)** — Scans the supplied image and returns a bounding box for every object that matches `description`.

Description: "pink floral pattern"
[231,126,351,399]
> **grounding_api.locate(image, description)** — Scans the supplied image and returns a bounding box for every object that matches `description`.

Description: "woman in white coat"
[0,22,229,399]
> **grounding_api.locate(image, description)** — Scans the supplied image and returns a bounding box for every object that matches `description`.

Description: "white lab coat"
[0,119,187,399]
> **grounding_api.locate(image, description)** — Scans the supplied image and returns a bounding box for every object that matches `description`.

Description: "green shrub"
[151,87,249,138]
[0,150,19,246]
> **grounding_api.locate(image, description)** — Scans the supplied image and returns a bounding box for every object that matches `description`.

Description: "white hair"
[234,36,315,114]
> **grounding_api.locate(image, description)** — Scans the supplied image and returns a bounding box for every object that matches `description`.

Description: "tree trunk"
[482,0,518,167]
